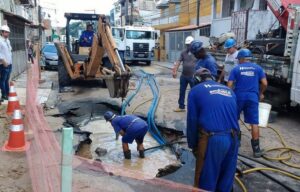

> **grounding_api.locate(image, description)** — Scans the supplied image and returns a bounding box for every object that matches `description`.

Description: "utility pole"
[38,5,42,41]
[130,0,134,25]
[196,0,200,26]
[125,0,129,25]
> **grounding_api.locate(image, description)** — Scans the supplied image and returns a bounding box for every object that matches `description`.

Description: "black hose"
[144,141,187,152]
[238,158,296,192]
[238,153,300,177]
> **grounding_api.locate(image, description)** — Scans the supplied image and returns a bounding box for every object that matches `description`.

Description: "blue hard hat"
[190,40,203,55]
[236,49,252,59]
[224,38,236,49]
[104,111,116,121]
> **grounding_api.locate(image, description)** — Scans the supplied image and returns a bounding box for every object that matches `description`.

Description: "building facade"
[111,0,158,26]
[0,0,42,78]
[210,0,278,44]
[153,0,282,62]
[152,0,221,62]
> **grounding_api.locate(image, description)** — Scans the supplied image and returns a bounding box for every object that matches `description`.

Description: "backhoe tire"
[58,59,72,90]
[102,80,107,88]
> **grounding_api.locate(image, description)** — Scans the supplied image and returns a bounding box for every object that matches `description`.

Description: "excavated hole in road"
[51,99,298,190]
[54,99,191,180]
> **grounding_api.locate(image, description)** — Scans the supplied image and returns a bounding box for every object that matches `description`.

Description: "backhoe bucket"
[104,74,131,98]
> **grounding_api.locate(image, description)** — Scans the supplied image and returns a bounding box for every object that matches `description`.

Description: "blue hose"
[121,72,145,115]
[121,69,166,145]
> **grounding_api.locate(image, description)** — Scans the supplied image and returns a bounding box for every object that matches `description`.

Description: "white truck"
[112,26,157,65]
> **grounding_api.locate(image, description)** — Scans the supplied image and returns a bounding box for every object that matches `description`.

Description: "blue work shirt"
[228,62,266,102]
[79,30,94,47]
[187,80,239,149]
[195,54,218,78]
[111,115,148,143]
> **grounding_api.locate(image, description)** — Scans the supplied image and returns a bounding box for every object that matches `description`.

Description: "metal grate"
[133,43,149,52]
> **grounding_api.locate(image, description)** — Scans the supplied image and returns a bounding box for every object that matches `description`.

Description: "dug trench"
[47,98,300,192]
[52,98,185,178]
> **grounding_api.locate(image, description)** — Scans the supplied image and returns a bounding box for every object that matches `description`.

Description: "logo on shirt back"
[209,89,232,97]
[203,84,224,88]
[241,71,255,76]
[240,67,255,70]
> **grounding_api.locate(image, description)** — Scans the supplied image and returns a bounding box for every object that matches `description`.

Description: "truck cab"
[112,26,157,65]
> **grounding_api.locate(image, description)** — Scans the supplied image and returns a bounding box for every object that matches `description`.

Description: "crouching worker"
[187,68,240,191]
[104,111,149,159]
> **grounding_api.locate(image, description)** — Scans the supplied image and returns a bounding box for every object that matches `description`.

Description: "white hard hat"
[0,25,10,33]
[185,36,194,44]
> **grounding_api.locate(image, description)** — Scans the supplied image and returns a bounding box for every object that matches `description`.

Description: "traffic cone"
[6,82,21,115]
[2,109,29,152]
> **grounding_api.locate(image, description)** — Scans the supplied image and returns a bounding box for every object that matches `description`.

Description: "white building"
[0,0,42,78]
[111,0,158,26]
[210,0,280,44]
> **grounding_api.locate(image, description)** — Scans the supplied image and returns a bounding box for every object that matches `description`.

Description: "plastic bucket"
[258,102,272,127]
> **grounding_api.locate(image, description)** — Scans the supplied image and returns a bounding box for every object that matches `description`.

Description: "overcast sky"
[40,0,114,27]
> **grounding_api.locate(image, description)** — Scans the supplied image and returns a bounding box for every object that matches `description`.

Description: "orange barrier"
[2,109,29,152]
[6,82,21,115]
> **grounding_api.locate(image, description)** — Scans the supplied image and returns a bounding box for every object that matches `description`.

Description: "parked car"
[41,43,58,70]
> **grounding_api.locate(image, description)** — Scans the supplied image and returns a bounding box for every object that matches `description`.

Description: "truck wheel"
[58,58,72,91]
[146,61,151,66]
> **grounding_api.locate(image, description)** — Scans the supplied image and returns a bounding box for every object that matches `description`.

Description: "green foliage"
[68,22,85,38]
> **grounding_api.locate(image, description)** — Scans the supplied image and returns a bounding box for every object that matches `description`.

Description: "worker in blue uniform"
[228,49,268,158]
[190,40,218,78]
[104,111,149,159]
[79,24,94,47]
[187,68,240,191]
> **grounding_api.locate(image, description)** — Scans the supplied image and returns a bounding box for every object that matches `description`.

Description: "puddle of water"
[80,120,178,178]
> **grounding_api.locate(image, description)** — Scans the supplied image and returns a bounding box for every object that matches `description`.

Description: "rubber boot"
[124,150,131,159]
[139,150,145,158]
[251,139,263,158]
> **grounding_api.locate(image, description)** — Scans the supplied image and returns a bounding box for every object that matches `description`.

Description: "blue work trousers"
[198,134,239,191]
[0,64,12,98]
[178,75,194,109]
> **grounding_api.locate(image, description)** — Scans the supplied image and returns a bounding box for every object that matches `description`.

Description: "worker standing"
[218,38,239,84]
[104,111,149,159]
[172,36,197,112]
[228,49,268,158]
[0,25,12,102]
[190,40,218,79]
[79,24,94,47]
[187,68,240,191]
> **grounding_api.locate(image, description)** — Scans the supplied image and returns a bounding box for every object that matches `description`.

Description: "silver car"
[41,43,58,70]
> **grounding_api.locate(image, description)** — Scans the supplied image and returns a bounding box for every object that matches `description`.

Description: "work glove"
[123,150,131,159]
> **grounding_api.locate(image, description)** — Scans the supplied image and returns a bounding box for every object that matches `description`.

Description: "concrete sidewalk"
[9,70,56,106]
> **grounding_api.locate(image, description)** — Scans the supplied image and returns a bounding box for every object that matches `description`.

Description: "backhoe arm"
[85,15,128,77]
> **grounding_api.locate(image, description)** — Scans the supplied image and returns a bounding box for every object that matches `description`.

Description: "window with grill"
[175,4,180,14]
[199,25,211,37]
[259,0,268,10]
[7,23,25,51]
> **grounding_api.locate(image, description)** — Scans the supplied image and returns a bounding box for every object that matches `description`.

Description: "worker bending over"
[218,38,239,84]
[190,40,218,79]
[228,49,268,158]
[104,111,149,159]
[79,24,94,47]
[172,36,196,112]
[187,68,240,191]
